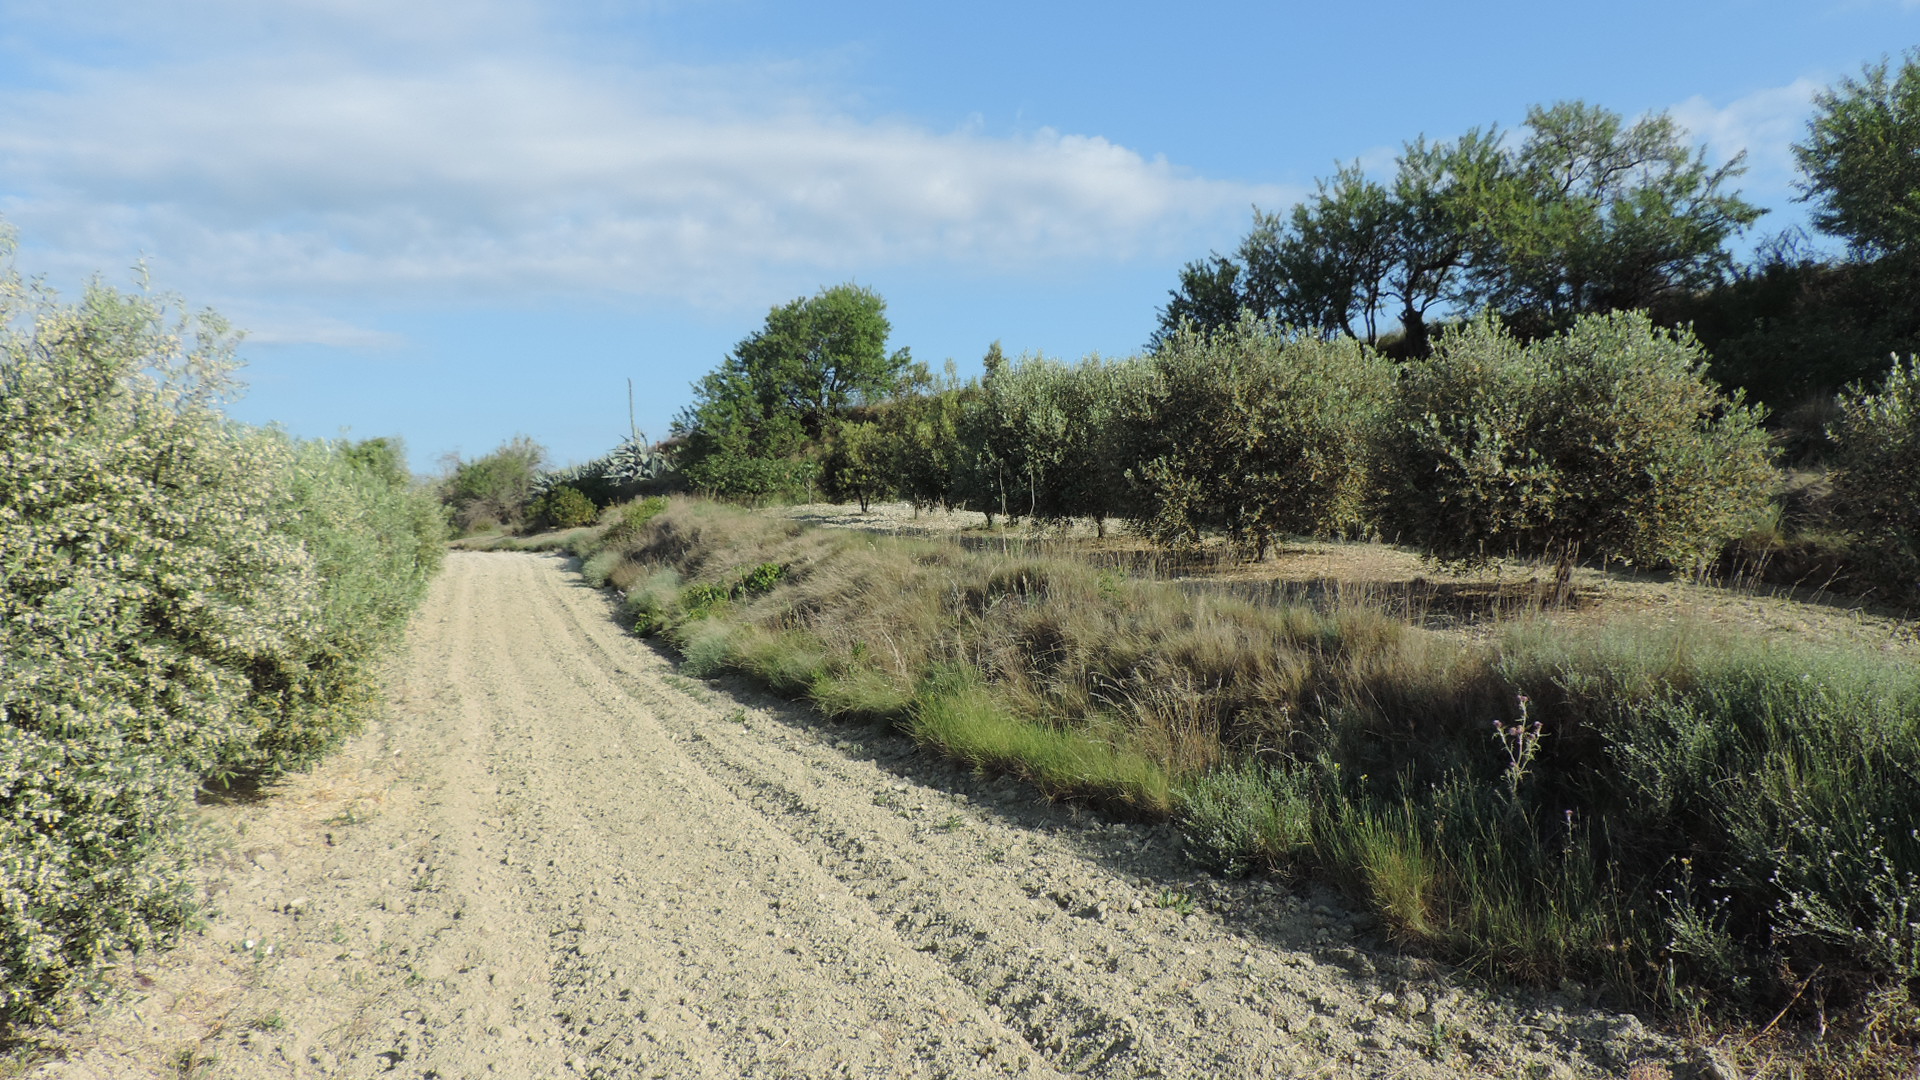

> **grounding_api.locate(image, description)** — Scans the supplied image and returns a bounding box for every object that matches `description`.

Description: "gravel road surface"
[30,552,1678,1079]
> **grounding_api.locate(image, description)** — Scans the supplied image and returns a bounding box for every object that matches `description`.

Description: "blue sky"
[1,0,1915,473]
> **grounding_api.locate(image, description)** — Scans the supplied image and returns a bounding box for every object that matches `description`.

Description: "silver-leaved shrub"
[1828,354,1920,597]
[1132,317,1397,559]
[1378,312,1777,571]
[0,233,443,1021]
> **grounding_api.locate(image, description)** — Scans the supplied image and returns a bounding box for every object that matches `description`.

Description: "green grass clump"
[580,548,623,588]
[729,627,828,696]
[1175,763,1314,876]
[809,666,913,721]
[597,496,670,552]
[910,675,1171,813]
[676,619,737,679]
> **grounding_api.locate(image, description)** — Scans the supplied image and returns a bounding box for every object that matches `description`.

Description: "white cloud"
[0,1,1287,342]
[1669,78,1823,197]
[1351,144,1401,180]
[229,306,409,349]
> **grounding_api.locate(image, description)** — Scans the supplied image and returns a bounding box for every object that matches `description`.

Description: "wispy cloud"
[0,1,1287,342]
[229,307,410,349]
[1669,78,1824,198]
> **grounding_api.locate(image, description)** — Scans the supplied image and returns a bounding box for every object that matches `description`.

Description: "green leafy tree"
[1257,167,1396,341]
[726,283,911,439]
[1795,49,1920,261]
[1465,102,1763,335]
[1385,130,1507,355]
[676,283,911,501]
[1150,256,1244,350]
[1153,136,1491,350]
[1156,102,1759,352]
[1667,234,1919,418]
[1670,53,1920,420]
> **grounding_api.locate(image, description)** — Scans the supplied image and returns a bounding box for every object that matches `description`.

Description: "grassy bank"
[573,497,1918,1069]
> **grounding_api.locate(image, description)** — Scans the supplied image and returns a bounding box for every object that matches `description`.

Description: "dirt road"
[31,552,1675,1079]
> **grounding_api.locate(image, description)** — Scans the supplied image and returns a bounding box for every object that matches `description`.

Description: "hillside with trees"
[587,58,1909,602]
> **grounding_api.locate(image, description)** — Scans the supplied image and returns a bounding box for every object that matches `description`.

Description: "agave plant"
[602,437,670,484]
[531,436,673,502]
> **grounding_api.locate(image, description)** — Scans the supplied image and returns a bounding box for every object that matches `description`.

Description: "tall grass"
[583,497,1918,1045]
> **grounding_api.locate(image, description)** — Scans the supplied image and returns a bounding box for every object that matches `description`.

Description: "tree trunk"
[1399,307,1432,358]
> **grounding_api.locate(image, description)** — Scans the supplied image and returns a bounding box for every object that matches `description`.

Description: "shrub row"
[806,313,1920,595]
[575,498,1918,1043]
[818,312,1781,575]
[0,269,445,1022]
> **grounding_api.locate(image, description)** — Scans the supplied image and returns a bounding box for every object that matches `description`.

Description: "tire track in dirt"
[26,551,1677,1080]
[505,555,1677,1080]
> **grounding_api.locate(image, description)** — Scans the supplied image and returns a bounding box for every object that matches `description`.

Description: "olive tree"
[1828,355,1920,593]
[1132,317,1396,558]
[1377,312,1776,571]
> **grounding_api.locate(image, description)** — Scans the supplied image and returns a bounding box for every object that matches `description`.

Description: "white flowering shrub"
[0,237,443,1020]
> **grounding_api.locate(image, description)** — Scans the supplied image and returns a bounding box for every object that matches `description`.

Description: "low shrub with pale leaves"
[0,235,442,1022]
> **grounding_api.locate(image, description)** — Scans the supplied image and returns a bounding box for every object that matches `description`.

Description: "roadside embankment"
[576,496,1920,1070]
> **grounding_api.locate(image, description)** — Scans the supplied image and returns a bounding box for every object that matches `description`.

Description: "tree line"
[547,52,1920,592]
[698,310,1795,574]
[1157,54,1920,417]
